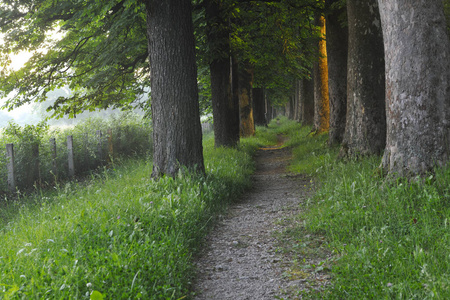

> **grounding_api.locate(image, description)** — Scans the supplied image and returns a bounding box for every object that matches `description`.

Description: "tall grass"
[274,118,450,299]
[0,131,264,299]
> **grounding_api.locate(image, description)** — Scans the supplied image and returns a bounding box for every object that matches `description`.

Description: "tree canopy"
[0,0,324,118]
[0,0,149,118]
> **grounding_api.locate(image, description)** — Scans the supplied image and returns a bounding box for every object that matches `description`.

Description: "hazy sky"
[0,51,37,126]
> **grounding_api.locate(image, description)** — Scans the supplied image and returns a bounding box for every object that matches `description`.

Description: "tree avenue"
[1,0,449,178]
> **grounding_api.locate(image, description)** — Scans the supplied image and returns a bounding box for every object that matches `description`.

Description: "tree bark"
[239,65,255,137]
[341,0,385,157]
[206,1,240,148]
[299,76,315,126]
[326,0,348,145]
[378,0,450,177]
[265,94,273,125]
[145,0,204,177]
[253,87,267,126]
[285,96,294,120]
[313,15,330,133]
[293,80,301,122]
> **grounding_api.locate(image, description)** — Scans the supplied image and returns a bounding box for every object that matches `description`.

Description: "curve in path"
[193,141,314,299]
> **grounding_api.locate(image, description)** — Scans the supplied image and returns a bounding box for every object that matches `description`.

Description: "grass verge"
[272,117,450,299]
[0,133,271,299]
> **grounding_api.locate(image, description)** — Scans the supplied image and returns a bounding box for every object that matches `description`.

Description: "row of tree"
[0,0,449,178]
[285,0,450,177]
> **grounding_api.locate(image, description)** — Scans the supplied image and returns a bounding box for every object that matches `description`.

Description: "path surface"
[193,143,319,299]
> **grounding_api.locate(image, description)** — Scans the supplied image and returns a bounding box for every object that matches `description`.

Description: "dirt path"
[192,142,322,299]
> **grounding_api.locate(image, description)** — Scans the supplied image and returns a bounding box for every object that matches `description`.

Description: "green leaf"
[90,290,104,300]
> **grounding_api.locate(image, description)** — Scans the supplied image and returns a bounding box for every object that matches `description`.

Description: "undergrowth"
[0,132,268,299]
[272,117,450,299]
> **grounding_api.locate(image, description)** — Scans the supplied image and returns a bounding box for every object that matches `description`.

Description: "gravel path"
[192,143,325,299]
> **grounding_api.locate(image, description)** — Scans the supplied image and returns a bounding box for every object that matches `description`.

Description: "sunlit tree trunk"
[239,64,255,137]
[326,0,348,145]
[313,15,330,133]
[206,0,240,148]
[145,0,204,177]
[340,0,385,157]
[378,0,450,177]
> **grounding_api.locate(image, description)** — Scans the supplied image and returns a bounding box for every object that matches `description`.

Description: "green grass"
[0,133,265,299]
[9,116,449,299]
[272,118,450,299]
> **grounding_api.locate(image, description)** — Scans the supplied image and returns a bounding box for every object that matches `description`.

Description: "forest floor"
[192,137,332,299]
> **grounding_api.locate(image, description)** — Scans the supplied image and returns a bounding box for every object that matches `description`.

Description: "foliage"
[194,0,323,109]
[229,0,320,85]
[0,131,261,299]
[0,0,322,119]
[0,0,149,118]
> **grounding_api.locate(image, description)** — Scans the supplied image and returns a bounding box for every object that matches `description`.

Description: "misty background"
[0,50,147,129]
[0,87,145,128]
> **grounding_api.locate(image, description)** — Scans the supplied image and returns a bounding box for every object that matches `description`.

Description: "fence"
[1,125,152,194]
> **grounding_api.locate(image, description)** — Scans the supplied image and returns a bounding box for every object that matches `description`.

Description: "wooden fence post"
[84,133,90,172]
[67,135,75,178]
[6,144,15,193]
[32,142,41,187]
[107,128,113,164]
[50,138,57,179]
[97,130,103,165]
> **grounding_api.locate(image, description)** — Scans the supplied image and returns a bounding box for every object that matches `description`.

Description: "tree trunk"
[294,80,301,122]
[313,15,330,133]
[300,76,315,126]
[341,0,385,157]
[206,1,240,148]
[326,0,348,145]
[231,55,241,135]
[265,94,273,125]
[239,65,255,137]
[145,0,204,177]
[285,96,294,119]
[378,0,450,177]
[253,87,267,126]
